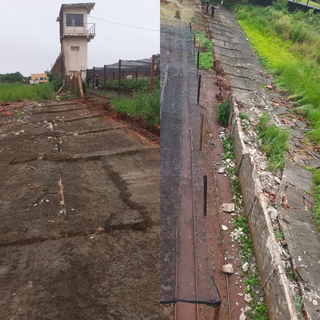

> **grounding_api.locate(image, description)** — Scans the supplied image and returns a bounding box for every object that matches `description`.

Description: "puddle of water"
[174,10,181,20]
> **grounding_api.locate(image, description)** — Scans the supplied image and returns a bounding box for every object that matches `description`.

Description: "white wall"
[63,37,88,75]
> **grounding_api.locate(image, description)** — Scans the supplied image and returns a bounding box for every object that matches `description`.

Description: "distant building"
[51,3,96,79]
[30,74,48,85]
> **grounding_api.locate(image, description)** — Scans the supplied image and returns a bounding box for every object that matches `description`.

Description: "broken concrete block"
[222,263,234,274]
[222,203,235,213]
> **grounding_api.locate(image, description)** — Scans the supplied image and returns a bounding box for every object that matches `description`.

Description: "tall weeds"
[233,3,320,141]
[0,83,55,102]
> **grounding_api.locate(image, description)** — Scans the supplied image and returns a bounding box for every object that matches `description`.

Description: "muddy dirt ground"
[0,96,160,319]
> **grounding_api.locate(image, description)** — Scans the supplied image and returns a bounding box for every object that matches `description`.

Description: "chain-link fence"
[160,19,221,310]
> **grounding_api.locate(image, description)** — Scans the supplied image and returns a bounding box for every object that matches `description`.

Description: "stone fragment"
[268,207,278,222]
[226,254,234,260]
[240,309,246,320]
[295,120,307,129]
[244,293,253,303]
[222,263,234,274]
[313,300,318,306]
[242,262,249,272]
[218,167,225,174]
[222,225,228,231]
[304,159,320,169]
[274,177,280,184]
[222,203,235,213]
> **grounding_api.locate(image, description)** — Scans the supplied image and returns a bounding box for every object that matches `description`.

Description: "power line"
[89,16,160,32]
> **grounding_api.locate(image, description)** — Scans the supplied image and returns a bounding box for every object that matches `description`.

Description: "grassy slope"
[234,3,320,140]
[233,4,320,230]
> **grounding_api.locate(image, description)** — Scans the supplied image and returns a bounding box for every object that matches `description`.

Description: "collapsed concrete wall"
[228,96,298,319]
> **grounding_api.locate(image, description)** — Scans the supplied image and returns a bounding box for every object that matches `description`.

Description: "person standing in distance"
[210,5,216,18]
[206,1,209,13]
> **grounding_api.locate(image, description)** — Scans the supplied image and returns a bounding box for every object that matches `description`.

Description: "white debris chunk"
[222,263,234,274]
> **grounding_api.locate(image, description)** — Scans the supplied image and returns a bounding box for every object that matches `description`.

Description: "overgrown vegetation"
[51,78,63,92]
[104,77,160,93]
[233,3,320,141]
[304,167,320,232]
[222,135,269,320]
[195,30,214,69]
[196,31,213,51]
[217,99,230,125]
[110,89,160,127]
[199,52,214,69]
[0,83,55,102]
[256,113,289,172]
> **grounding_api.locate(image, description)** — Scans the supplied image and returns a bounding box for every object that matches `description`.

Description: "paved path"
[0,99,159,319]
[211,6,320,319]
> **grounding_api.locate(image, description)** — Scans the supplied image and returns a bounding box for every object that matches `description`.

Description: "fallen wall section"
[228,95,298,320]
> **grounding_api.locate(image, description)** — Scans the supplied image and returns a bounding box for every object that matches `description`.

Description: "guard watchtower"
[56,3,95,78]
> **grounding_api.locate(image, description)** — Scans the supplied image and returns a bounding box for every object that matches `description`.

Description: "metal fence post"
[200,113,204,150]
[197,74,201,104]
[113,72,115,80]
[92,67,95,90]
[118,59,121,96]
[149,55,155,94]
[203,174,207,216]
[104,65,107,91]
[136,68,138,81]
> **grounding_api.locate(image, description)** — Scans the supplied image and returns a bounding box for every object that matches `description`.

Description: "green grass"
[194,30,214,69]
[199,52,214,69]
[217,99,230,125]
[256,113,289,172]
[110,89,160,127]
[233,3,320,141]
[195,31,213,51]
[0,83,55,102]
[304,167,320,232]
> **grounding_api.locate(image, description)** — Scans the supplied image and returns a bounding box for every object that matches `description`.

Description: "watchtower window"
[66,14,83,27]
[71,46,80,51]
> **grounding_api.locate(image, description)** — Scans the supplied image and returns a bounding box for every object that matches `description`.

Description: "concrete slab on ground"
[0,99,159,319]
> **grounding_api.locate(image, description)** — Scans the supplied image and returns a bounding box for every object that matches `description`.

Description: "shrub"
[81,80,87,93]
[217,99,230,126]
[256,113,289,172]
[52,78,63,92]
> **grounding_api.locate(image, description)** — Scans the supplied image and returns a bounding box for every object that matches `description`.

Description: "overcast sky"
[0,0,160,77]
